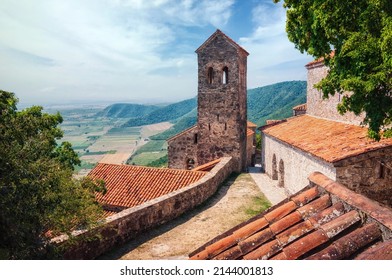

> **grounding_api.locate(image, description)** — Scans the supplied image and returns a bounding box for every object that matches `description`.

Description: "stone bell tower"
[195,30,249,172]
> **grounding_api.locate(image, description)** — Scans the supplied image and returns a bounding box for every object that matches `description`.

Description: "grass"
[133,140,167,155]
[74,160,97,173]
[107,127,141,135]
[129,151,167,166]
[244,195,272,217]
[83,150,117,155]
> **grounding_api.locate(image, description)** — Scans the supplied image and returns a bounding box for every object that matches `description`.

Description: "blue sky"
[0,0,312,105]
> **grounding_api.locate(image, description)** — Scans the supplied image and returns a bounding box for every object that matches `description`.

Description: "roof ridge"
[93,162,207,174]
[167,125,197,142]
[195,29,249,56]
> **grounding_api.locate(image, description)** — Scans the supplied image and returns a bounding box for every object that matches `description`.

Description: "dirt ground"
[99,173,269,260]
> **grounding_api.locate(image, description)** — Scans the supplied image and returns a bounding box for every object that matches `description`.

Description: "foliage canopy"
[0,90,105,259]
[275,0,392,140]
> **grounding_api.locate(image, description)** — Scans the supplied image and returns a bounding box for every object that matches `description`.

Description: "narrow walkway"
[99,173,266,260]
[248,166,288,205]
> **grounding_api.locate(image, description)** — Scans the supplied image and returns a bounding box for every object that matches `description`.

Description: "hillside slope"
[122,98,197,127]
[96,103,158,118]
[149,81,306,140]
[247,81,307,125]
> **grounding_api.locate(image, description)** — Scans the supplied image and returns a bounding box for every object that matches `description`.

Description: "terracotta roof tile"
[354,239,392,260]
[291,186,320,206]
[276,220,314,246]
[269,211,302,235]
[261,115,392,163]
[189,172,392,260]
[238,228,274,255]
[232,217,269,240]
[319,210,361,238]
[307,223,381,260]
[89,163,206,209]
[243,239,281,260]
[264,201,297,223]
[282,229,329,259]
[296,194,331,218]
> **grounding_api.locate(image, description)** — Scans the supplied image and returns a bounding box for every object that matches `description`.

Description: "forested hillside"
[96,103,158,118]
[95,81,307,141]
[122,98,197,127]
[247,81,307,125]
[147,81,306,140]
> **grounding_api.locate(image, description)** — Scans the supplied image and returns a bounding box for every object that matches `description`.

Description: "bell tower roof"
[195,29,249,56]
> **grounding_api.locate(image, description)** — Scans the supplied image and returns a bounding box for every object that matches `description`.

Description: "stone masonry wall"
[167,126,198,169]
[196,33,248,172]
[334,147,392,208]
[262,134,336,195]
[58,157,236,259]
[306,62,364,125]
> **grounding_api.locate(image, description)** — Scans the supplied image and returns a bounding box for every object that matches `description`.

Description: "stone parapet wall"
[58,157,236,259]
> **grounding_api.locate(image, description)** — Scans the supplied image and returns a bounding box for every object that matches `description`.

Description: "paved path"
[248,166,288,205]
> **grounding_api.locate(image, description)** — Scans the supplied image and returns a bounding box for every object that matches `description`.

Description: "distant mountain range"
[97,81,307,139]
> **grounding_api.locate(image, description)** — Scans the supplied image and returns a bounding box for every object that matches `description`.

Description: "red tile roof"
[189,172,392,260]
[261,115,392,163]
[89,163,207,209]
[247,121,257,129]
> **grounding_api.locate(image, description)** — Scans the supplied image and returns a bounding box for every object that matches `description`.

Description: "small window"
[379,163,386,179]
[207,67,214,84]
[194,133,198,144]
[208,123,211,131]
[224,123,227,130]
[222,66,228,84]
[187,159,195,170]
[217,114,220,121]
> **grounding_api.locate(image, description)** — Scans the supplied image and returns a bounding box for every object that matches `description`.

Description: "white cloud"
[0,0,234,104]
[0,0,311,105]
[240,1,312,88]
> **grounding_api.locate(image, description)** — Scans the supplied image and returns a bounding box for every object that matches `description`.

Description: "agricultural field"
[51,105,172,176]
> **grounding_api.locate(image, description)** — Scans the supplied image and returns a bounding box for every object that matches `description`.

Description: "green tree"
[274,0,392,140]
[0,90,105,259]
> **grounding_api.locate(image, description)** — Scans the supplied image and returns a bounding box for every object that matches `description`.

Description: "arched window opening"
[222,66,228,84]
[187,159,195,170]
[272,154,278,180]
[194,133,198,144]
[207,67,214,84]
[224,123,227,130]
[379,162,386,179]
[278,159,285,188]
[208,123,211,131]
[217,114,220,121]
